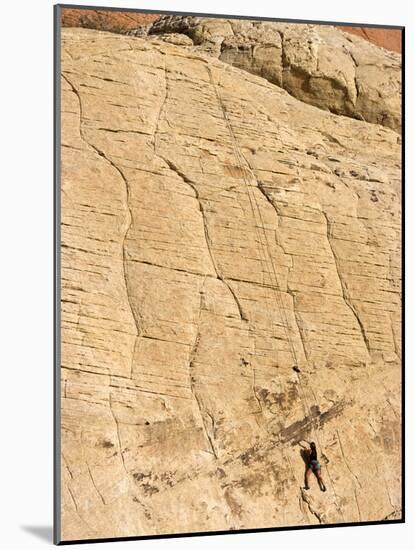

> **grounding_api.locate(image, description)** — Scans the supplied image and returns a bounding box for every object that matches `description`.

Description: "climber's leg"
[316,468,327,491]
[304,467,312,490]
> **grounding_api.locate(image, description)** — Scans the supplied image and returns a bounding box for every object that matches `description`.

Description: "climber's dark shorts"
[309,460,321,471]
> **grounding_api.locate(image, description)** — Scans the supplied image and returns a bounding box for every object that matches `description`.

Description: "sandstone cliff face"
[60,27,401,542]
[127,16,401,133]
[61,8,402,55]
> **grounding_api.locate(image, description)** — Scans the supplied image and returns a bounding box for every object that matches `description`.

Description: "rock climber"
[304,442,327,492]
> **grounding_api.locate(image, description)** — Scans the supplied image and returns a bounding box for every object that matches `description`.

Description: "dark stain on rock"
[216,467,226,479]
[132,496,152,519]
[257,383,299,414]
[279,400,345,444]
[133,472,151,482]
[370,190,379,202]
[240,444,262,466]
[101,439,115,448]
[233,472,268,498]
[141,482,160,496]
[377,420,400,455]
[133,471,164,495]
[160,470,177,488]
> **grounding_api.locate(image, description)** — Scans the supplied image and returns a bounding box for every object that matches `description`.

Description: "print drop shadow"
[21,525,53,543]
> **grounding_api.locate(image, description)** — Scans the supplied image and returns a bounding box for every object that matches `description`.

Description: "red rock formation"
[61,8,159,33]
[336,26,401,53]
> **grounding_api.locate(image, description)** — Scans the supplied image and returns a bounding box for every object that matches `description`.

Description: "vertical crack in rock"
[67,485,97,534]
[346,51,360,110]
[207,66,299,354]
[251,364,263,415]
[152,56,168,154]
[322,211,371,357]
[386,397,399,420]
[389,312,401,360]
[188,277,218,459]
[381,471,396,509]
[67,486,78,511]
[86,462,106,505]
[186,277,237,527]
[108,392,129,477]
[336,429,362,488]
[354,487,362,521]
[291,305,310,363]
[256,180,311,364]
[62,73,140,496]
[107,392,150,519]
[61,73,141,364]
[152,62,247,322]
[162,156,247,322]
[62,453,74,479]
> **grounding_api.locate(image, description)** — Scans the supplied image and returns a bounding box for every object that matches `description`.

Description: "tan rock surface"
[61,8,402,55]
[60,27,401,542]
[127,16,401,132]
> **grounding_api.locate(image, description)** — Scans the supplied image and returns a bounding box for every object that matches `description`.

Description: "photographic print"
[55,4,403,544]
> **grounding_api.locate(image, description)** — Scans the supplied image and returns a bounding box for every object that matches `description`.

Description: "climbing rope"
[208,67,299,366]
[208,65,345,521]
[207,64,306,496]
